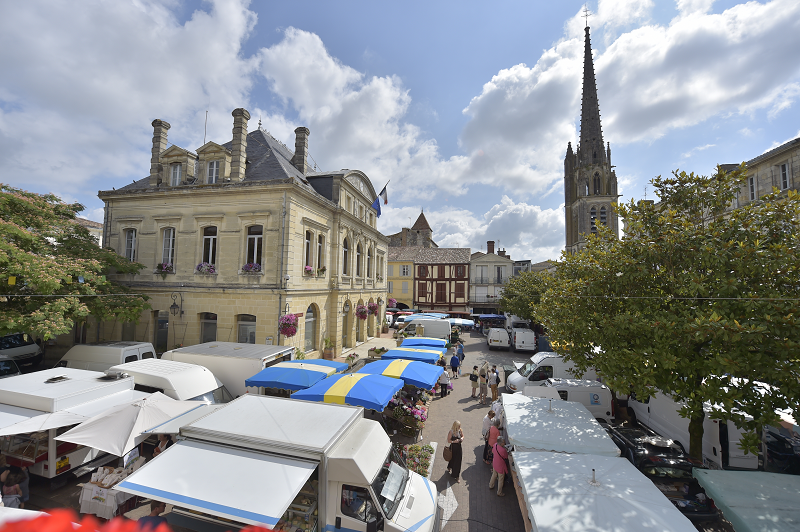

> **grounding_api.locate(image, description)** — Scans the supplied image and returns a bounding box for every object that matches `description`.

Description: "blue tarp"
[479,314,505,320]
[281,359,348,372]
[381,349,441,365]
[401,337,447,349]
[356,359,444,389]
[403,313,447,322]
[291,374,402,411]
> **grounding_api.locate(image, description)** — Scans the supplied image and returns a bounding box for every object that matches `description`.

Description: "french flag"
[371,185,388,217]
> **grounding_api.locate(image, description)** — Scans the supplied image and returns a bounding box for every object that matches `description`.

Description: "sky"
[1,0,799,263]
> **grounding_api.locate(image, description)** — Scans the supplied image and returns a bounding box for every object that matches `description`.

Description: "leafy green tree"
[498,270,550,322]
[538,165,800,459]
[0,185,149,340]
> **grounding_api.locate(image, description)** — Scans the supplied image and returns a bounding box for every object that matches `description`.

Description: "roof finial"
[583,4,592,28]
[258,116,262,130]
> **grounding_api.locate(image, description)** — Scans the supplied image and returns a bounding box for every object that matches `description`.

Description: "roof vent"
[45,375,69,384]
[100,371,128,381]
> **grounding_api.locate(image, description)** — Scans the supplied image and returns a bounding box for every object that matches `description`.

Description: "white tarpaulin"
[142,403,225,434]
[0,404,46,431]
[116,439,317,528]
[57,392,203,456]
[513,451,696,532]
[693,470,800,532]
[502,394,620,457]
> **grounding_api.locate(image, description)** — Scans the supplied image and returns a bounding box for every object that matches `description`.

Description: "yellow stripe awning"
[394,347,443,355]
[272,361,335,376]
[383,359,413,379]
[324,374,368,404]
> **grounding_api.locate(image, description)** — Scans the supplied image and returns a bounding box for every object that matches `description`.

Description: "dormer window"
[170,164,182,186]
[208,161,220,184]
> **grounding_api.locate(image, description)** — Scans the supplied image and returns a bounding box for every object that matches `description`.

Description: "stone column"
[149,120,170,187]
[230,108,250,182]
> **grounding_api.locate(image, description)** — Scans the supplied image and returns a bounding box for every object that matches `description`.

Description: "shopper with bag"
[445,421,464,483]
[481,410,496,463]
[1,471,22,508]
[449,352,460,379]
[470,366,479,398]
[438,367,451,398]
[484,418,500,464]
[488,437,509,496]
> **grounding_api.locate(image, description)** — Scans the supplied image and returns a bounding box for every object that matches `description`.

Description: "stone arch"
[367,297,376,338]
[303,303,320,353]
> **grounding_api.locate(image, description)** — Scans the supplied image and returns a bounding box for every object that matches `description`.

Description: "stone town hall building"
[564,26,620,253]
[98,109,388,357]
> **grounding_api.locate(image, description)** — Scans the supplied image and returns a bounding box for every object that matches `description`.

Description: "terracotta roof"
[388,248,421,262]
[411,212,432,231]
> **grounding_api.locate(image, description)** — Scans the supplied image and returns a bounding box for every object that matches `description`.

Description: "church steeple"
[578,26,605,167]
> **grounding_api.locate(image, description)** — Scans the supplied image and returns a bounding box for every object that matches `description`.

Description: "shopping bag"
[447,382,454,390]
[443,445,452,462]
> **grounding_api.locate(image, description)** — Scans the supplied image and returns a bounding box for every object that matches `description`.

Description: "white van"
[402,319,451,340]
[505,315,530,330]
[108,359,234,403]
[56,342,156,371]
[538,378,614,422]
[628,392,758,470]
[393,316,406,329]
[0,333,43,367]
[506,352,597,392]
[511,328,536,352]
[487,328,510,350]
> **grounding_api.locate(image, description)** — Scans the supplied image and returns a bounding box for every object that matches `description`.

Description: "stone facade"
[387,212,438,248]
[387,248,417,310]
[98,109,387,357]
[470,241,514,314]
[565,26,619,253]
[730,136,799,208]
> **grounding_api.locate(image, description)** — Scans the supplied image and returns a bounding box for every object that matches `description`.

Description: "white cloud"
[676,0,716,16]
[681,143,715,158]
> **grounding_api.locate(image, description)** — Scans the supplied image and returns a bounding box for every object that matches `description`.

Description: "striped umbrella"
[401,337,448,349]
[356,359,443,389]
[245,361,341,392]
[291,374,402,411]
[381,348,442,365]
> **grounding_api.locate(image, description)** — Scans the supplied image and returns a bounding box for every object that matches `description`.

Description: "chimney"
[230,108,250,182]
[498,249,507,258]
[292,127,310,175]
[149,119,170,187]
[487,241,495,254]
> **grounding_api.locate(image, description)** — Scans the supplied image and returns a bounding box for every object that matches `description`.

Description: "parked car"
[0,333,43,367]
[0,355,22,379]
[606,425,719,522]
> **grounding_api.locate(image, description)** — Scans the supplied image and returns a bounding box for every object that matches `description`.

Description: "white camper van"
[116,395,441,532]
[538,378,614,422]
[107,359,233,403]
[511,328,536,352]
[56,342,156,371]
[161,342,294,397]
[628,392,758,470]
[402,319,451,340]
[506,352,597,392]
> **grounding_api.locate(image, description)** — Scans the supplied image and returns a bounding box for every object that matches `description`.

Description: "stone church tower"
[564,26,619,253]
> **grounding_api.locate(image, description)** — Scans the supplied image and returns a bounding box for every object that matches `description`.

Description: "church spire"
[579,26,605,166]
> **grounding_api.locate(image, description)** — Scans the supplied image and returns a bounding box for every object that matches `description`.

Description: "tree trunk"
[688,408,705,461]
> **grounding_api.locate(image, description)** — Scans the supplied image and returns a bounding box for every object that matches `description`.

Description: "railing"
[470,295,501,304]
[472,276,508,285]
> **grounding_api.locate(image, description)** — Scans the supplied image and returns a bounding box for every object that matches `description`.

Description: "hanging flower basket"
[279,313,298,337]
[388,298,397,308]
[155,262,173,279]
[355,304,368,320]
[195,262,216,274]
[241,262,261,273]
[367,302,379,315]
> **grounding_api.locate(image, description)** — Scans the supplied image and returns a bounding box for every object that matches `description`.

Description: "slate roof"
[414,248,470,264]
[747,136,800,166]
[76,217,103,229]
[411,212,432,231]
[388,248,421,262]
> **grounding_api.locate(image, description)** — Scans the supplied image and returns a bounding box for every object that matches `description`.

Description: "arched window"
[590,207,597,234]
[246,226,263,266]
[317,235,324,270]
[593,172,601,195]
[304,305,316,351]
[367,247,373,278]
[356,244,363,276]
[342,238,350,275]
[600,206,607,225]
[305,231,312,267]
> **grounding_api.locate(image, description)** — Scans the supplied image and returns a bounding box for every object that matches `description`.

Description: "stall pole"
[48,428,57,478]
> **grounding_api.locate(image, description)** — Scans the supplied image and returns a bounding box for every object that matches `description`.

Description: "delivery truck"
[117,394,441,532]
[160,342,295,397]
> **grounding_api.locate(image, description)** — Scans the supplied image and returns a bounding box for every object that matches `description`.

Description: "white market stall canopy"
[513,451,696,532]
[117,439,317,528]
[502,394,620,457]
[142,403,226,434]
[693,470,800,532]
[0,368,134,412]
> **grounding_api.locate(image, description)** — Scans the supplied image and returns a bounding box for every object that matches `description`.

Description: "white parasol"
[56,392,204,456]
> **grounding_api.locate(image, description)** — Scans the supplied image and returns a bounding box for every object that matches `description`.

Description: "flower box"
[241,262,262,273]
[195,262,216,275]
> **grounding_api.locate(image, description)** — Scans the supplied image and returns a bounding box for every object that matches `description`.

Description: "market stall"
[381,349,443,365]
[78,456,147,520]
[502,393,620,457]
[400,337,447,349]
[512,451,696,532]
[291,374,402,411]
[244,361,346,392]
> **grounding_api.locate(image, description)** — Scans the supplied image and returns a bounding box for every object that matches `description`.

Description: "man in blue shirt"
[138,500,167,530]
[450,352,460,379]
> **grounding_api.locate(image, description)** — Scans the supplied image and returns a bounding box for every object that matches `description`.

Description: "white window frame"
[171,164,182,186]
[401,265,410,277]
[356,244,362,277]
[246,226,263,266]
[124,229,136,261]
[780,163,789,190]
[208,160,220,184]
[161,227,175,265]
[317,235,324,270]
[748,176,756,201]
[202,226,218,265]
[388,281,394,293]
[305,231,313,267]
[367,247,373,278]
[342,238,350,276]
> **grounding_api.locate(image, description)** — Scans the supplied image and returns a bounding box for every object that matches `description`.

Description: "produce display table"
[79,483,139,520]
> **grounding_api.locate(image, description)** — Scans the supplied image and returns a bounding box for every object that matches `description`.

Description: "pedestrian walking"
[488,437,509,496]
[479,364,488,404]
[470,366,479,398]
[489,365,499,402]
[484,418,501,464]
[438,368,451,398]
[446,421,464,483]
[481,410,496,464]
[449,352,460,379]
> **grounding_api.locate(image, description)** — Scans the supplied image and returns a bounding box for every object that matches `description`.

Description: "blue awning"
[479,314,505,320]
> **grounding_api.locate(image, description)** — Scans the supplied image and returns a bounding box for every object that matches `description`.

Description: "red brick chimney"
[487,241,495,254]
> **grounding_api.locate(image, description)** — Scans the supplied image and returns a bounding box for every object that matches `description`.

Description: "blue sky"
[1,0,799,262]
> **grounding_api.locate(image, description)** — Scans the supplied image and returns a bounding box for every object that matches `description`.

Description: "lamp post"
[169,292,184,317]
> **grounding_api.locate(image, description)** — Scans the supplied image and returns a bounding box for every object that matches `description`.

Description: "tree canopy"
[538,165,800,458]
[498,270,549,322]
[0,185,149,340]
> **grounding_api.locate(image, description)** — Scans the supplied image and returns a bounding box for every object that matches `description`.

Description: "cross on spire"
[583,4,592,28]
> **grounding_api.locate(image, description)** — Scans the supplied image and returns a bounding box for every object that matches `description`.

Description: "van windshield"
[189,385,234,404]
[371,447,409,519]
[0,334,35,350]
[0,359,20,377]
[519,360,537,377]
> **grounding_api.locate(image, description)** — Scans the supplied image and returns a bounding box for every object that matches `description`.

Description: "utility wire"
[0,293,145,298]
[545,294,800,302]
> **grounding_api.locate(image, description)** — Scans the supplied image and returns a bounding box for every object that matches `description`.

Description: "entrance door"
[155,312,169,354]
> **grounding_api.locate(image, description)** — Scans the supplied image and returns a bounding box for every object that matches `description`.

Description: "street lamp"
[377,297,384,305]
[343,301,351,314]
[169,292,184,317]
[285,303,290,315]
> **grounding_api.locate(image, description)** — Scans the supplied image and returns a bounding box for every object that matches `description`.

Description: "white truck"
[107,359,234,403]
[117,395,441,532]
[160,342,294,397]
